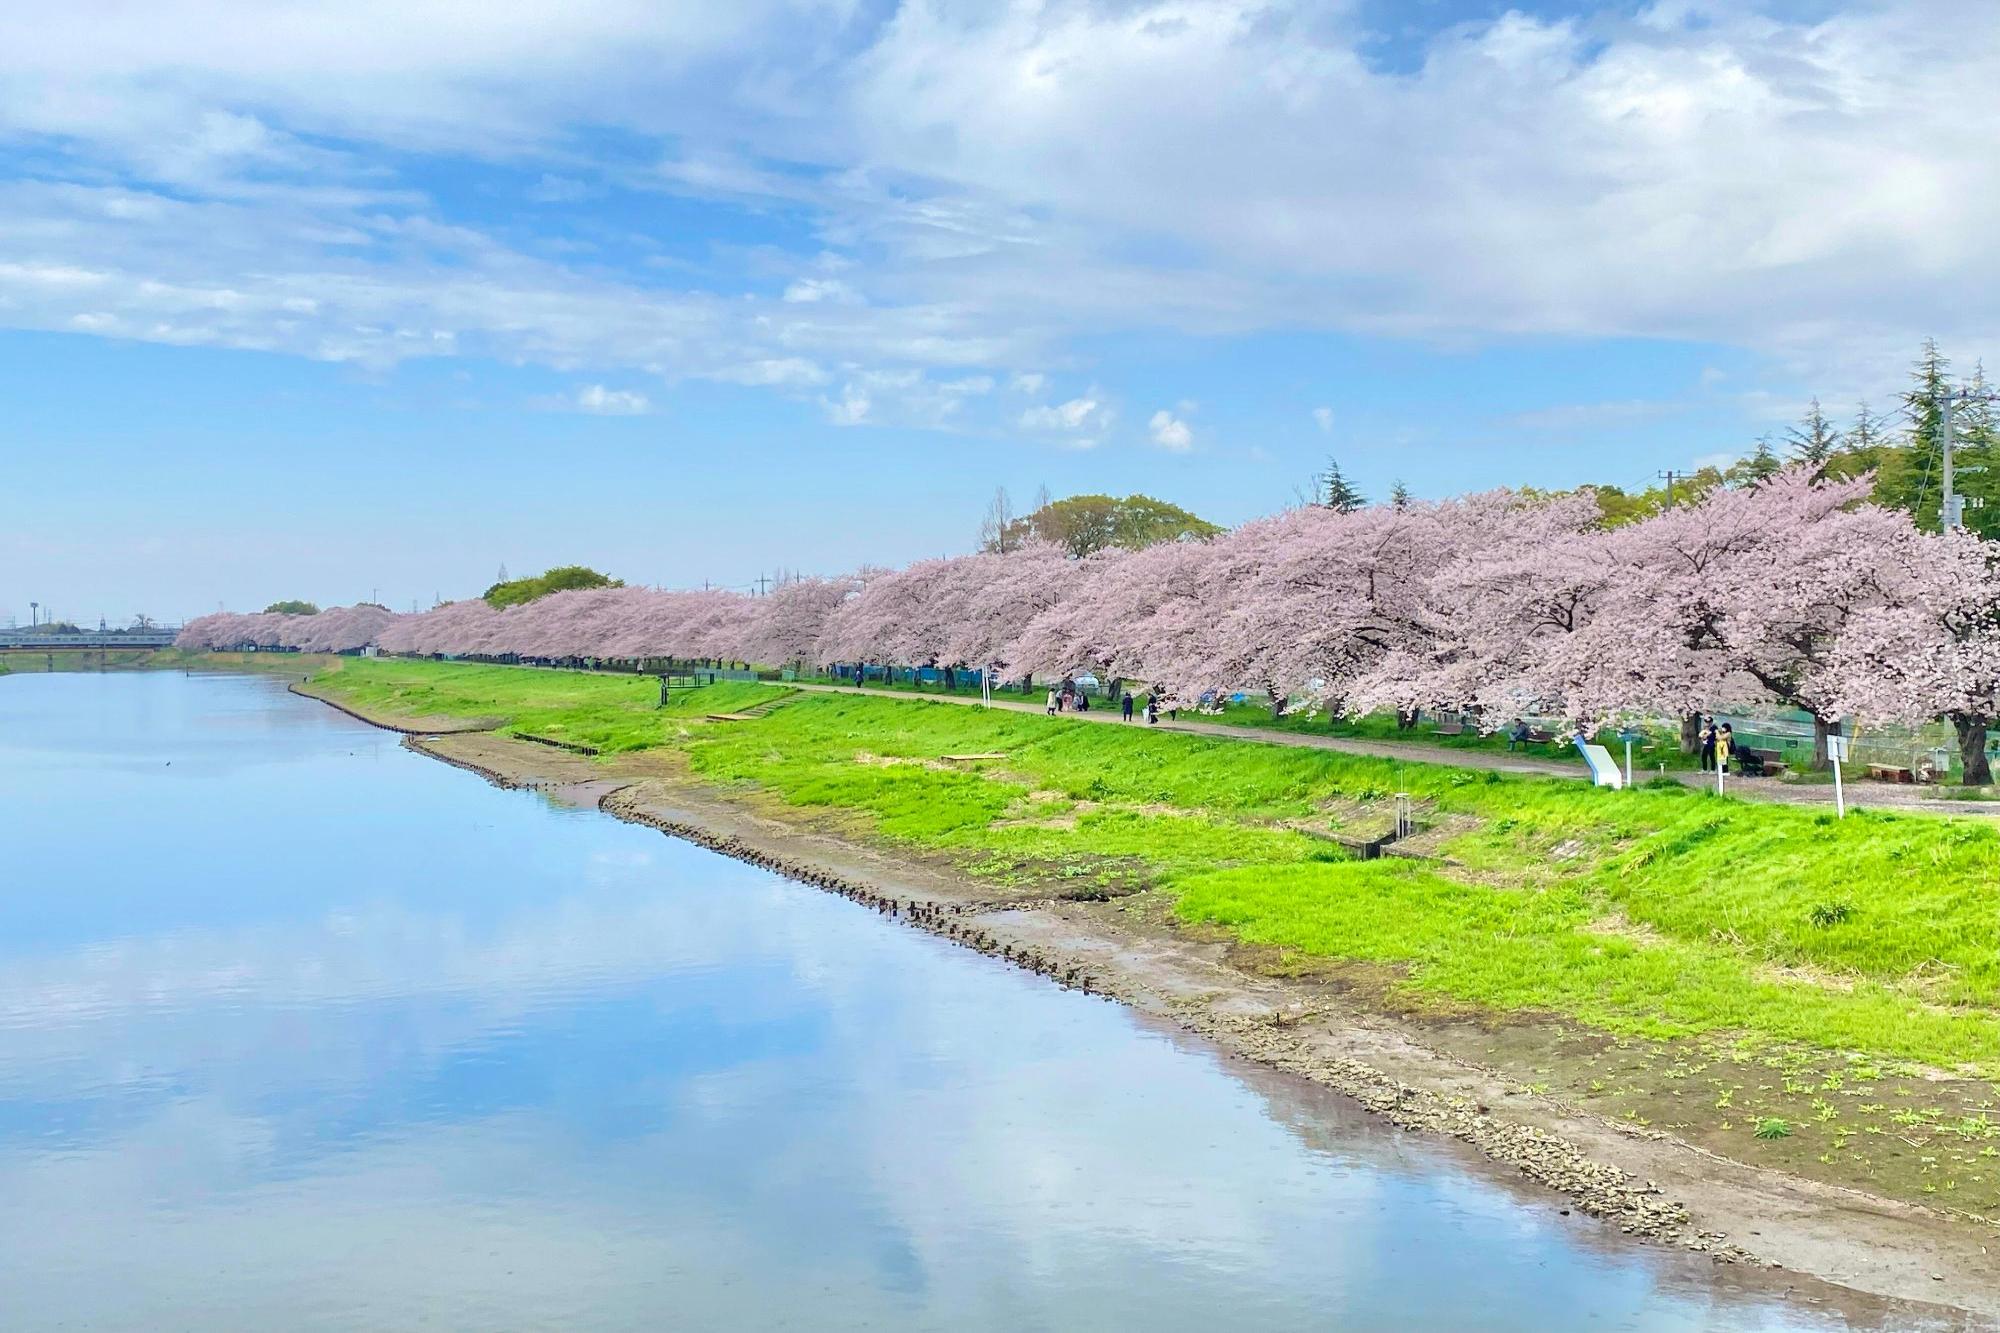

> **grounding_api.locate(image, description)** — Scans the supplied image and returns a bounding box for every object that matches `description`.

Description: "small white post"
[1829,734,1847,819]
[981,664,993,710]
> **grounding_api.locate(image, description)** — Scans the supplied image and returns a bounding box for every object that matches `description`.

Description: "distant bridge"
[0,630,180,650]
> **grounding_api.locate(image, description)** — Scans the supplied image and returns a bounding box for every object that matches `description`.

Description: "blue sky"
[2,0,1994,624]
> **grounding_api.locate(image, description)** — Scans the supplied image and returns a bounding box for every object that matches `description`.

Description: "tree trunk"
[1679,712,1702,755]
[1955,713,1993,785]
[1812,715,1834,771]
[1397,708,1419,731]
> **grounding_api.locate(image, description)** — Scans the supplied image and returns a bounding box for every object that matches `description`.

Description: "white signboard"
[1827,735,1849,762]
[1578,742,1626,790]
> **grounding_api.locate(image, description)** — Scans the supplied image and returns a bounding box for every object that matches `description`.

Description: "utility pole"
[1942,391,1959,530]
[1655,470,1681,505]
[754,573,772,597]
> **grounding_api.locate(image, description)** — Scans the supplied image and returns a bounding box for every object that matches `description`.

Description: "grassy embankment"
[0,648,165,673]
[298,656,2000,1207]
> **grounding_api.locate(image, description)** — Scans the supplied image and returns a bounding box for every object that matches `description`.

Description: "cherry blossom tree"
[1830,529,2000,783]
[742,576,857,669]
[1601,468,1910,766]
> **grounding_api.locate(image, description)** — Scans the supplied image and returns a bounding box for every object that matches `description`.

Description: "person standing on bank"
[1145,694,1160,725]
[1121,691,1135,722]
[1716,722,1735,774]
[1699,718,1717,772]
[1046,687,1059,716]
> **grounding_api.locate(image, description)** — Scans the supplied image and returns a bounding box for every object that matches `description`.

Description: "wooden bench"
[1432,721,1466,737]
[1524,727,1556,744]
[941,752,1009,764]
[1736,747,1788,778]
[1866,763,1915,783]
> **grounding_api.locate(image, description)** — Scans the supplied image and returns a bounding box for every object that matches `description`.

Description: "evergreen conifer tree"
[1785,398,1841,469]
[1318,457,1366,512]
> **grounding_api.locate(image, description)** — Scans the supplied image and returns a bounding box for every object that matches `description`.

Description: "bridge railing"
[0,631,181,649]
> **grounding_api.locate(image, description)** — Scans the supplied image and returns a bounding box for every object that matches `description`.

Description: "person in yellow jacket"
[1715,722,1735,773]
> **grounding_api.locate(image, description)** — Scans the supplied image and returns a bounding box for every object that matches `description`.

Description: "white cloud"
[1009,372,1046,395]
[573,384,651,415]
[527,174,590,204]
[711,358,828,388]
[6,0,2000,422]
[1312,406,1333,434]
[1503,398,1683,431]
[822,383,872,426]
[781,277,860,304]
[1148,409,1192,451]
[1020,396,1109,433]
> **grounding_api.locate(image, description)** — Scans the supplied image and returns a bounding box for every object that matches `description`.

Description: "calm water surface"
[0,672,1938,1330]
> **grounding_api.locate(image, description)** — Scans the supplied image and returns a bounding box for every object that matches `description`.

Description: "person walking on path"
[1699,718,1717,772]
[1121,691,1135,722]
[1076,689,1090,713]
[1145,694,1160,725]
[1046,687,1059,716]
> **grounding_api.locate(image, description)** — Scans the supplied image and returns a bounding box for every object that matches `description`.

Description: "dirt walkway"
[792,683,1988,816]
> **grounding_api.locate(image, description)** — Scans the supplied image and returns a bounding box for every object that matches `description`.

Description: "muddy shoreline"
[285,678,1993,1325]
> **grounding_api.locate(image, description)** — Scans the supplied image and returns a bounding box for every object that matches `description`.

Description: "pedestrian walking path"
[796,683,1586,779]
[790,682,1991,816]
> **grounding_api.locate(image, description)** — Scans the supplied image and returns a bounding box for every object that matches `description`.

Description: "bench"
[1524,727,1556,744]
[1432,721,1466,737]
[1866,763,1915,783]
[1736,748,1788,778]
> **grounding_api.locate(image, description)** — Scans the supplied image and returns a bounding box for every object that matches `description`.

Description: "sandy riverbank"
[278,676,1998,1326]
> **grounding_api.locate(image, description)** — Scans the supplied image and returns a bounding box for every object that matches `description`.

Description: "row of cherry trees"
[175,603,401,655]
[177,468,2000,779]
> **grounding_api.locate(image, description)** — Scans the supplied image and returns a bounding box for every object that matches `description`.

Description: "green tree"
[1785,399,1841,471]
[994,494,1220,556]
[1317,457,1365,512]
[1521,466,1727,528]
[263,600,320,615]
[484,565,624,608]
[1872,339,1952,530]
[1727,437,1782,487]
[1389,478,1412,510]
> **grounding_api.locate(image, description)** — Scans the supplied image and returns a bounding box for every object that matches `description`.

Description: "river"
[0,671,1937,1329]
